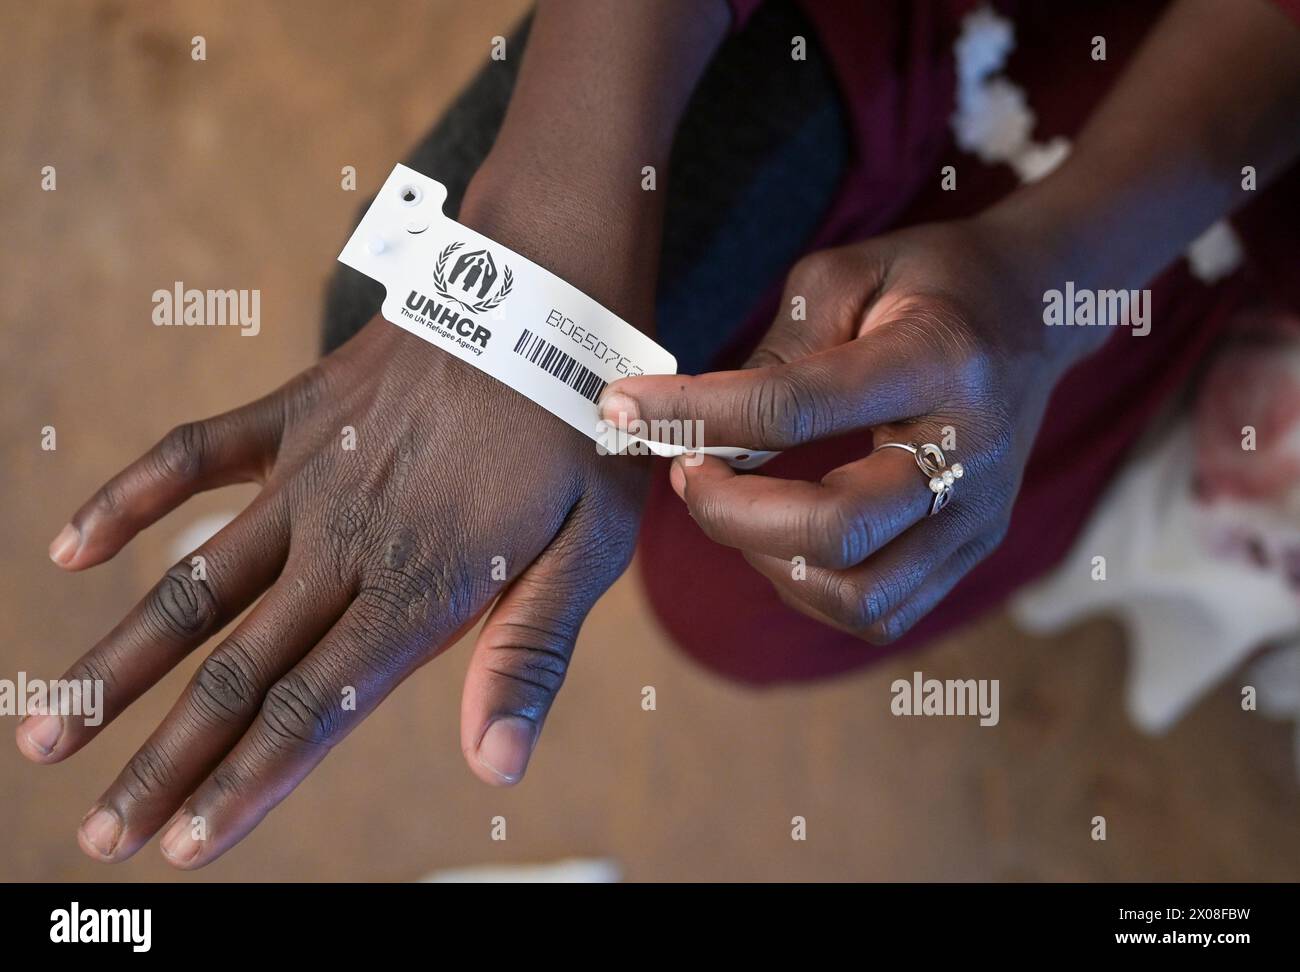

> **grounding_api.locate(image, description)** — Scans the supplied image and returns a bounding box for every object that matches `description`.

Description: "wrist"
[346,159,668,442]
[971,196,1118,377]
[364,314,589,442]
[460,155,664,333]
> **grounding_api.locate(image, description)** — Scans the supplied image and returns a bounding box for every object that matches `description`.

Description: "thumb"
[460,503,623,786]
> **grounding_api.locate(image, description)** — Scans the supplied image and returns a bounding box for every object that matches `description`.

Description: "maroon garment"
[637,0,1300,684]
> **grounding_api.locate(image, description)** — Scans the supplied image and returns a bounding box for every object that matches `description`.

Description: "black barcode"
[512,328,607,403]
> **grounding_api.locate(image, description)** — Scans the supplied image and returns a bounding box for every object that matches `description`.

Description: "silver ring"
[872,441,964,516]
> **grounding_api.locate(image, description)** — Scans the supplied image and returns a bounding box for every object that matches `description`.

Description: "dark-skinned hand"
[18,185,651,869]
[601,217,1088,644]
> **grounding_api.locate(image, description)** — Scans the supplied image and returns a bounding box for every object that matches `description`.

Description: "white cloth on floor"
[1012,421,1300,735]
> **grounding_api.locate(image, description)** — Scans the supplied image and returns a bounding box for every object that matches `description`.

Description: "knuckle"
[192,641,261,722]
[788,251,844,297]
[210,759,253,799]
[787,254,823,294]
[148,564,219,638]
[259,671,338,747]
[71,652,119,696]
[477,609,577,712]
[823,574,876,631]
[832,562,917,632]
[871,609,917,645]
[743,369,818,447]
[484,645,570,711]
[89,481,125,518]
[119,745,179,802]
[156,422,207,481]
[689,489,735,543]
[806,500,873,570]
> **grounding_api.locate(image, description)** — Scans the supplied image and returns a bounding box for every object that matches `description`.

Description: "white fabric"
[1012,422,1300,735]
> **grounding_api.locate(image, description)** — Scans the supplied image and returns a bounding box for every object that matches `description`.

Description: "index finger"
[600,327,952,451]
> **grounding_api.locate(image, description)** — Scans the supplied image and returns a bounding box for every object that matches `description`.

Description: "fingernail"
[20,714,63,755]
[598,391,639,425]
[161,812,201,865]
[669,457,688,500]
[49,524,80,566]
[79,806,122,858]
[476,716,537,784]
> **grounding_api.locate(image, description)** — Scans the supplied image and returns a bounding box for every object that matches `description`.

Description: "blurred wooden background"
[2,0,1297,882]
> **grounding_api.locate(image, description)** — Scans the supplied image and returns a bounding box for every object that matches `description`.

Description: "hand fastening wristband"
[338,165,777,469]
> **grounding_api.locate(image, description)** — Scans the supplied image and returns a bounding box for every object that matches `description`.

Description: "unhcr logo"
[433,241,513,315]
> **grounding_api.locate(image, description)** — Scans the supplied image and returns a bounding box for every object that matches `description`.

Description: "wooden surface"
[1,0,1297,882]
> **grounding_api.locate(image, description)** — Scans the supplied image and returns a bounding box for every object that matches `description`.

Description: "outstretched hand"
[19,197,652,869]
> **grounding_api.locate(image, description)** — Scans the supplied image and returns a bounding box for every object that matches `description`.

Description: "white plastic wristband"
[337,165,777,470]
